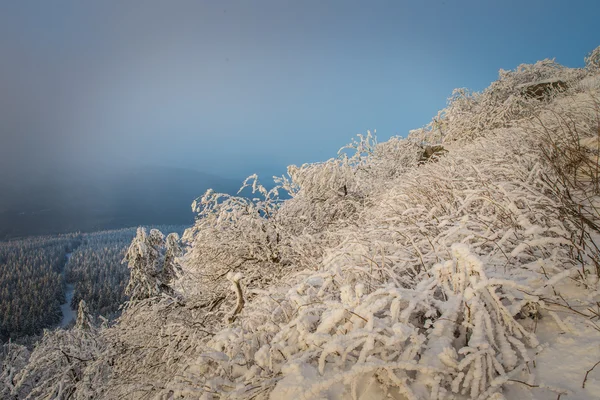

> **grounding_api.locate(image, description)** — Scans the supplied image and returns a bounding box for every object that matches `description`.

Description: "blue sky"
[0,0,599,182]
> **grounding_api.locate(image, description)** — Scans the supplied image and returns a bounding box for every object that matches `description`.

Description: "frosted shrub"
[352,135,422,183]
[11,327,104,399]
[0,342,30,398]
[181,175,288,302]
[276,158,364,237]
[412,59,586,143]
[530,92,600,278]
[171,244,540,399]
[420,244,539,399]
[100,296,207,399]
[585,45,600,70]
[277,131,380,235]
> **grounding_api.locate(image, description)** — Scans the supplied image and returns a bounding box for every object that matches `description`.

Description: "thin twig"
[508,379,539,388]
[582,359,600,388]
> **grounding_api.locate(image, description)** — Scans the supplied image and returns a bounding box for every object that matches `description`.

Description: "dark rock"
[518,78,568,100]
[419,145,448,164]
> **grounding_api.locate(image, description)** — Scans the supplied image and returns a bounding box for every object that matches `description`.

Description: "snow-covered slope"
[3,47,600,400]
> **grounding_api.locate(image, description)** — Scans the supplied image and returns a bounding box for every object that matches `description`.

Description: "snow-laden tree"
[75,300,93,331]
[163,232,183,284]
[124,227,182,302]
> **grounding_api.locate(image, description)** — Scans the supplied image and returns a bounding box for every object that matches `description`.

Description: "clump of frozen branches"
[335,130,424,185]
[180,175,288,306]
[419,244,540,399]
[275,131,379,235]
[410,59,587,144]
[530,90,600,279]
[96,295,211,399]
[585,45,600,71]
[276,158,363,235]
[9,325,104,399]
[0,342,30,398]
[169,243,544,399]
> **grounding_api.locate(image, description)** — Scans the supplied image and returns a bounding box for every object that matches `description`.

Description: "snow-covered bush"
[168,243,544,399]
[529,92,600,278]
[276,132,377,235]
[98,295,208,399]
[410,59,586,144]
[180,175,288,305]
[9,326,104,399]
[0,342,30,398]
[585,45,600,70]
[276,158,363,236]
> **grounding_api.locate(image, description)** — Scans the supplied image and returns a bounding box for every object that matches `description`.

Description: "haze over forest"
[1,1,599,237]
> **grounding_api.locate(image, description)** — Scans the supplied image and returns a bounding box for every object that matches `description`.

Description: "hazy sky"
[1,0,599,183]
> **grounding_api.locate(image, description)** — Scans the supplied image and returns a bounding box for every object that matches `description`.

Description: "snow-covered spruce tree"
[124,227,181,302]
[75,300,93,331]
[163,232,183,284]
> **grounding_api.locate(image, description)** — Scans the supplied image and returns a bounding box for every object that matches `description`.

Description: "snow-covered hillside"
[3,47,600,400]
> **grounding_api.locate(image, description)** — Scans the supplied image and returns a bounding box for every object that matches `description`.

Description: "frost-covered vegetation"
[3,47,600,399]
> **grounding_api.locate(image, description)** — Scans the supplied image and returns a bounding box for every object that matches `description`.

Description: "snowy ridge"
[3,46,600,399]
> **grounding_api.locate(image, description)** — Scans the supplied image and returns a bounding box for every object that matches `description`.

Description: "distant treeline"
[0,234,80,341]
